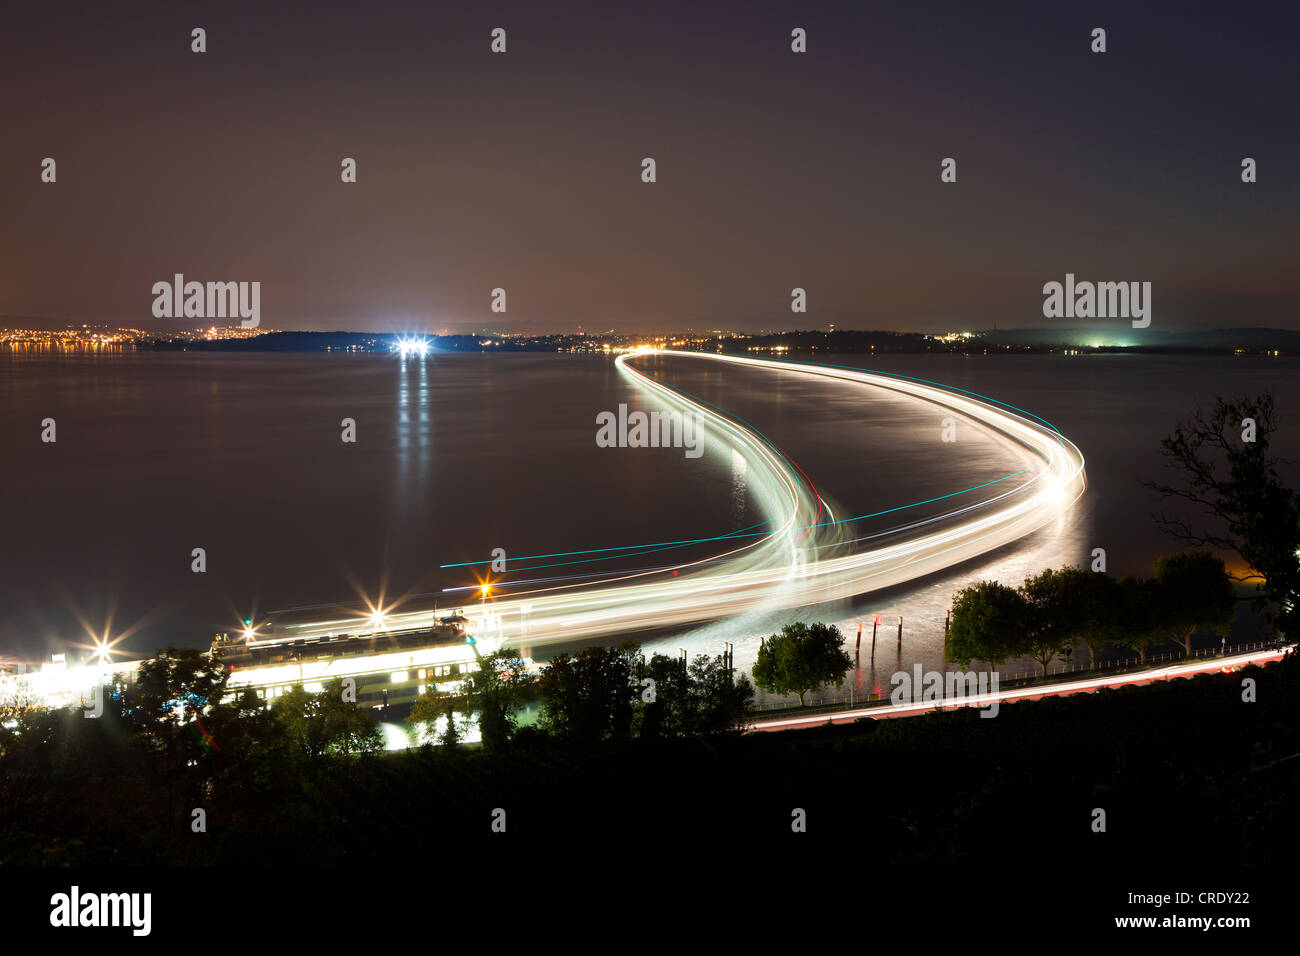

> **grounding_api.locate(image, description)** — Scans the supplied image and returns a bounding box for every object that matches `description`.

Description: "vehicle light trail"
[747,646,1291,732]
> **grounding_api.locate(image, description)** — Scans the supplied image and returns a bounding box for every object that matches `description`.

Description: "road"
[747,646,1289,732]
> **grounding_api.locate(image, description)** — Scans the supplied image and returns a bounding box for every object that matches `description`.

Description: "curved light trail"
[267,349,1087,654]
[2,349,1088,710]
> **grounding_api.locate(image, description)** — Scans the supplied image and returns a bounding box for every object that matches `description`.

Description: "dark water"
[0,351,750,662]
[2,349,1297,698]
[622,352,1300,705]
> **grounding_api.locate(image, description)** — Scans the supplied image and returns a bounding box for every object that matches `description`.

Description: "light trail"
[267,349,1086,655]
[2,349,1087,710]
[747,646,1291,732]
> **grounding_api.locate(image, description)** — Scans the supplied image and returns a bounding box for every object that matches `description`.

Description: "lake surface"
[2,349,1296,704]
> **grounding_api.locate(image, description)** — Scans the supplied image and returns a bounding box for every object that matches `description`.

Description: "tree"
[634,652,693,738]
[274,686,323,755]
[117,646,234,828]
[127,645,229,736]
[1150,551,1236,657]
[459,651,532,751]
[437,698,462,748]
[1019,569,1078,676]
[1146,393,1300,642]
[634,652,755,736]
[316,679,384,754]
[276,679,383,756]
[687,654,754,734]
[946,582,1024,675]
[123,645,232,776]
[752,622,853,706]
[1114,576,1167,664]
[408,682,461,748]
[537,643,639,744]
[1050,568,1121,670]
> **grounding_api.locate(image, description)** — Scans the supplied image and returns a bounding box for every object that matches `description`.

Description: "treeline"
[1,645,1294,869]
[411,621,860,751]
[0,641,753,864]
[409,643,754,751]
[947,552,1237,674]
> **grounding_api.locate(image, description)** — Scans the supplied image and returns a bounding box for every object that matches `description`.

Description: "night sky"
[2,0,1297,333]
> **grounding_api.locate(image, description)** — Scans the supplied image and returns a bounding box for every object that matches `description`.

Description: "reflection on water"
[634,353,1300,706]
[729,447,748,525]
[395,355,433,526]
[0,350,1296,695]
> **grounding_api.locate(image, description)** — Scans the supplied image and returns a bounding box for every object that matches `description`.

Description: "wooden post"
[897,616,903,650]
[854,623,862,664]
[871,615,879,661]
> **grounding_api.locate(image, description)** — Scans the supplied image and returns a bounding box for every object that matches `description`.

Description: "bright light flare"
[393,336,430,358]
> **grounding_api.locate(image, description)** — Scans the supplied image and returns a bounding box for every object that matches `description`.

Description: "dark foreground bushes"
[1,655,1296,869]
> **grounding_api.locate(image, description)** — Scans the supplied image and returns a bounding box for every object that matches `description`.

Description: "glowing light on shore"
[393,336,430,358]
